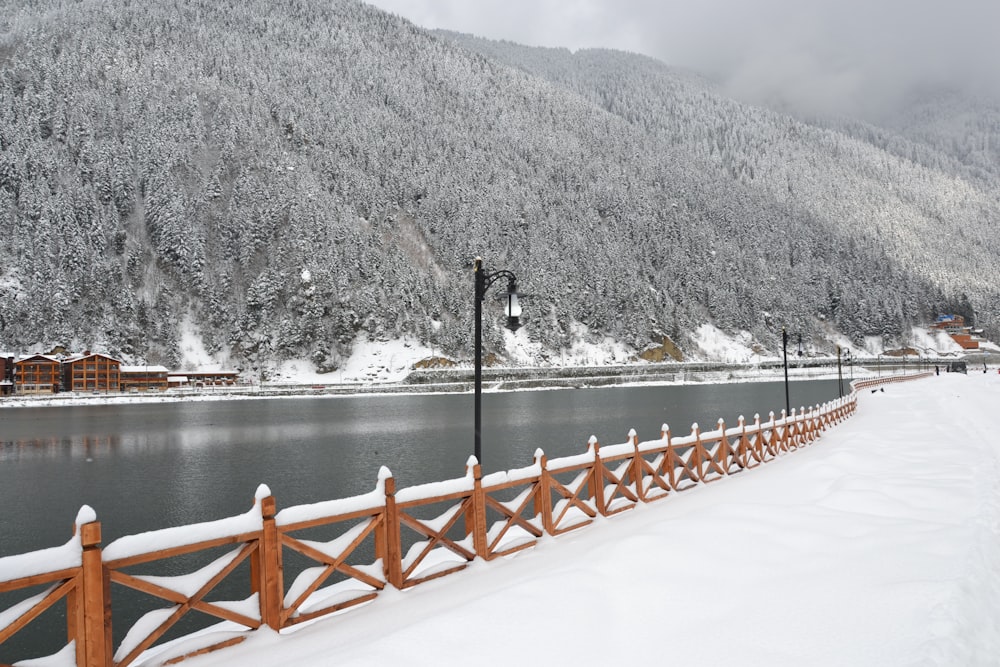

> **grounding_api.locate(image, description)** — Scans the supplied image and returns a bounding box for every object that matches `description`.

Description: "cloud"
[639,0,1000,118]
[369,0,639,52]
[366,0,1000,119]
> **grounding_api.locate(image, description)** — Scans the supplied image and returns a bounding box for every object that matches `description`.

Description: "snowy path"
[183,373,1000,667]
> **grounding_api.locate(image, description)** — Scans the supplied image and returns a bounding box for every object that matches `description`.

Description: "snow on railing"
[0,372,932,667]
[102,485,269,563]
[0,506,92,584]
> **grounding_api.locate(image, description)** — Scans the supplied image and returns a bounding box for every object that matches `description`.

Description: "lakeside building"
[62,353,121,393]
[12,355,62,394]
[120,365,170,392]
[168,371,240,388]
[2,350,239,395]
[0,354,12,395]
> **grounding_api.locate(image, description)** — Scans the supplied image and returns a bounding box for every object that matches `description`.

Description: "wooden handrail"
[0,372,930,666]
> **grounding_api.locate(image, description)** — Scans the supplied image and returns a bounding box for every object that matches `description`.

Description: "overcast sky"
[364,0,1000,120]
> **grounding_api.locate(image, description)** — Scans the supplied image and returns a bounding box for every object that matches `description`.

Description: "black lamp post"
[474,257,523,467]
[782,328,790,417]
[837,346,843,398]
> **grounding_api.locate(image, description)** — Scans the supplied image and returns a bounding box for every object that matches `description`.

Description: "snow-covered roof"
[120,365,169,374]
[14,354,61,363]
[170,370,239,376]
[63,352,121,363]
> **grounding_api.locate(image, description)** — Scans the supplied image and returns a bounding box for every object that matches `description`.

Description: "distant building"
[931,314,966,333]
[167,375,189,389]
[14,354,62,394]
[5,350,245,395]
[950,333,981,350]
[62,353,121,393]
[120,365,170,392]
[167,371,240,388]
[0,354,14,395]
[931,314,980,350]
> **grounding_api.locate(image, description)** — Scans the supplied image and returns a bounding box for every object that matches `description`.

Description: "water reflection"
[0,381,838,556]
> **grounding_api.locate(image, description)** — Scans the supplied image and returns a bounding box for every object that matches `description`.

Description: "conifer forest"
[1,0,998,372]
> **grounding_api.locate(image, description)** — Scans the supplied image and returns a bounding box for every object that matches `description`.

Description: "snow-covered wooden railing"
[0,372,932,667]
[852,373,928,392]
[0,507,101,667]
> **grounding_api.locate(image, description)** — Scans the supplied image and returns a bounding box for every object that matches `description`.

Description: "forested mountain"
[441,34,1000,332]
[0,0,996,374]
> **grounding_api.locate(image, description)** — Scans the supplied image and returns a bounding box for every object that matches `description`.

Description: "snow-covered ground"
[162,371,999,667]
[263,324,978,383]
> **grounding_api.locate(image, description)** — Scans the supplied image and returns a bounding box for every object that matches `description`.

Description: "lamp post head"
[504,290,522,332]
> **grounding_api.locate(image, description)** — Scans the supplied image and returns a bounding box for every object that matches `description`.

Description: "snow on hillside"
[2,0,998,375]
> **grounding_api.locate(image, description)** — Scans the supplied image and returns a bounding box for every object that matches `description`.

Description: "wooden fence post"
[661,424,676,490]
[382,475,403,589]
[537,451,554,535]
[78,521,110,667]
[589,437,607,516]
[752,414,764,461]
[691,424,703,482]
[777,410,788,453]
[736,416,748,469]
[717,418,728,475]
[470,462,489,559]
[629,429,645,501]
[254,496,282,631]
[785,408,795,448]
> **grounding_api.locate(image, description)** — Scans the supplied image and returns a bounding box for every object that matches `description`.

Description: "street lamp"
[837,346,843,398]
[474,257,523,467]
[782,328,790,417]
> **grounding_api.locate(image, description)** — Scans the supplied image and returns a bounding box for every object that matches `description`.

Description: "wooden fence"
[0,373,932,667]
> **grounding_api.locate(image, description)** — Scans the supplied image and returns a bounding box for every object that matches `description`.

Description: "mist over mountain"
[0,0,996,374]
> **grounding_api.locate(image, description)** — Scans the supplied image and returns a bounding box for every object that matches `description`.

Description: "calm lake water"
[0,380,839,553]
[0,379,839,662]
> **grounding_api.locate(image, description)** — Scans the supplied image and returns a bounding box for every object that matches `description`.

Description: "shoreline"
[0,358,910,409]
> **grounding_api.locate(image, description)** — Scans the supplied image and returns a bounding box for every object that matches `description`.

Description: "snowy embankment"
[182,372,1000,667]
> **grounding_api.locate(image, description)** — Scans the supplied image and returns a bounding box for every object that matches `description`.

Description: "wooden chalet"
[119,365,170,392]
[13,354,62,394]
[62,353,121,393]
